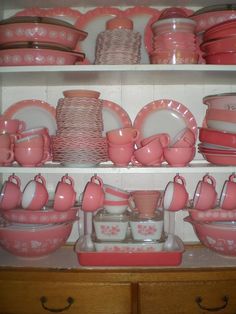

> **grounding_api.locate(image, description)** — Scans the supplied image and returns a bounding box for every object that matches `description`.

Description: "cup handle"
[203,174,216,187]
[62,175,74,187]
[229,173,236,182]
[128,195,136,211]
[34,174,46,186]
[9,174,21,187]
[91,175,103,188]
[4,150,14,163]
[133,129,140,141]
[174,174,186,186]
[131,156,142,167]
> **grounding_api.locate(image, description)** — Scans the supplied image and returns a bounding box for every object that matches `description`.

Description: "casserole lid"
[192,4,236,16]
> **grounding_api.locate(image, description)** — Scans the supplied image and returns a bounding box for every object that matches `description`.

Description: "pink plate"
[199,127,236,149]
[15,7,82,25]
[133,99,197,147]
[3,99,57,135]
[186,208,236,222]
[74,7,123,64]
[2,207,78,224]
[102,99,132,136]
[76,236,184,266]
[201,152,236,165]
[124,6,160,64]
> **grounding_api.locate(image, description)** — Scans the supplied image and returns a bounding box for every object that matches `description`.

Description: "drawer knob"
[40,296,74,312]
[195,295,229,312]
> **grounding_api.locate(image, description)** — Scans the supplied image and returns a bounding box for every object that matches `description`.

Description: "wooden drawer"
[138,280,236,314]
[0,280,132,314]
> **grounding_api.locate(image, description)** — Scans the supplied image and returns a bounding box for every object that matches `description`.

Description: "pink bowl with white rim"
[205,108,236,133]
[0,221,73,258]
[104,184,129,201]
[203,92,236,110]
[185,217,236,257]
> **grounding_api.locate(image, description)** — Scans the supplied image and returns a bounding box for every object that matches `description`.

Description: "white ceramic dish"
[94,239,164,252]
[130,218,164,241]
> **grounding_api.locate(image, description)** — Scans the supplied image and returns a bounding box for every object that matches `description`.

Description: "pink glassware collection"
[199,92,236,166]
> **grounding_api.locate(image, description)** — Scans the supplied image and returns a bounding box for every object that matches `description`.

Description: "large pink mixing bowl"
[185,217,236,257]
[0,221,73,258]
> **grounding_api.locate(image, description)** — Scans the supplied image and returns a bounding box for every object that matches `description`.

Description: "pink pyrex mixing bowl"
[0,221,73,258]
[0,16,87,49]
[185,217,236,257]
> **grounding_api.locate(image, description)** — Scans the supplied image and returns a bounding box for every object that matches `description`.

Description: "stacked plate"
[200,19,236,64]
[198,92,236,165]
[52,90,108,166]
[95,28,141,64]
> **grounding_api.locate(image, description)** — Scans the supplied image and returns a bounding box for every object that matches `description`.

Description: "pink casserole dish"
[0,16,87,50]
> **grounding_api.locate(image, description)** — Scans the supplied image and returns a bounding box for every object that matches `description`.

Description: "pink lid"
[106,17,133,30]
[63,89,100,99]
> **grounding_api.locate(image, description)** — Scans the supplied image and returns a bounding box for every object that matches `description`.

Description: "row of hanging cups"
[0,127,52,166]
[0,174,76,212]
[163,173,236,212]
[106,127,196,167]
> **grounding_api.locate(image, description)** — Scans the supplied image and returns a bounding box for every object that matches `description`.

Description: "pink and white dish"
[205,108,236,133]
[133,99,197,147]
[3,99,57,136]
[2,207,78,224]
[53,175,76,211]
[190,4,236,34]
[0,221,73,258]
[0,175,22,211]
[203,92,236,111]
[185,217,236,257]
[130,213,164,241]
[186,208,236,222]
[104,199,128,215]
[21,174,49,211]
[102,100,132,137]
[74,7,122,64]
[192,174,217,211]
[163,175,188,212]
[93,211,129,241]
[0,16,87,49]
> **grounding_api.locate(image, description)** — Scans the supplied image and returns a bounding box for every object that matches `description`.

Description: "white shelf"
[1,161,236,174]
[1,64,236,86]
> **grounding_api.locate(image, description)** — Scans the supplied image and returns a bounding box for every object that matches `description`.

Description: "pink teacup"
[170,128,196,148]
[193,174,217,210]
[104,184,129,201]
[108,144,134,166]
[106,127,139,145]
[129,190,162,218]
[0,133,15,149]
[141,133,170,148]
[163,147,196,166]
[22,174,49,211]
[0,174,22,210]
[163,175,189,211]
[0,118,25,134]
[20,127,51,152]
[219,174,236,210]
[82,175,104,212]
[14,146,50,167]
[53,175,76,211]
[15,134,45,148]
[131,138,163,166]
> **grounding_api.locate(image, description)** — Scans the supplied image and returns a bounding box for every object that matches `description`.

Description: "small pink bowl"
[204,51,236,64]
[203,92,236,110]
[163,147,196,166]
[201,36,236,55]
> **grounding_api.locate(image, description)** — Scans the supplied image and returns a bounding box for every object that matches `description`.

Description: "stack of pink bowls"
[198,92,236,165]
[200,19,236,64]
[150,9,198,64]
[52,89,108,166]
[94,17,141,65]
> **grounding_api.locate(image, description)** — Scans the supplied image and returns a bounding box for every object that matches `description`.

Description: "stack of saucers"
[52,90,108,166]
[95,17,141,65]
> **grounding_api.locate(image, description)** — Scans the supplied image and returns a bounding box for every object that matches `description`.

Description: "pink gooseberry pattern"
[100,224,120,235]
[137,223,157,235]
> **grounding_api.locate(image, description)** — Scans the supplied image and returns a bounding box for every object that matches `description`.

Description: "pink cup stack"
[103,184,130,215]
[150,9,199,64]
[106,127,139,166]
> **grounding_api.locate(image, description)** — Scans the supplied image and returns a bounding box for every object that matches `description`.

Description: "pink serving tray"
[75,237,184,267]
